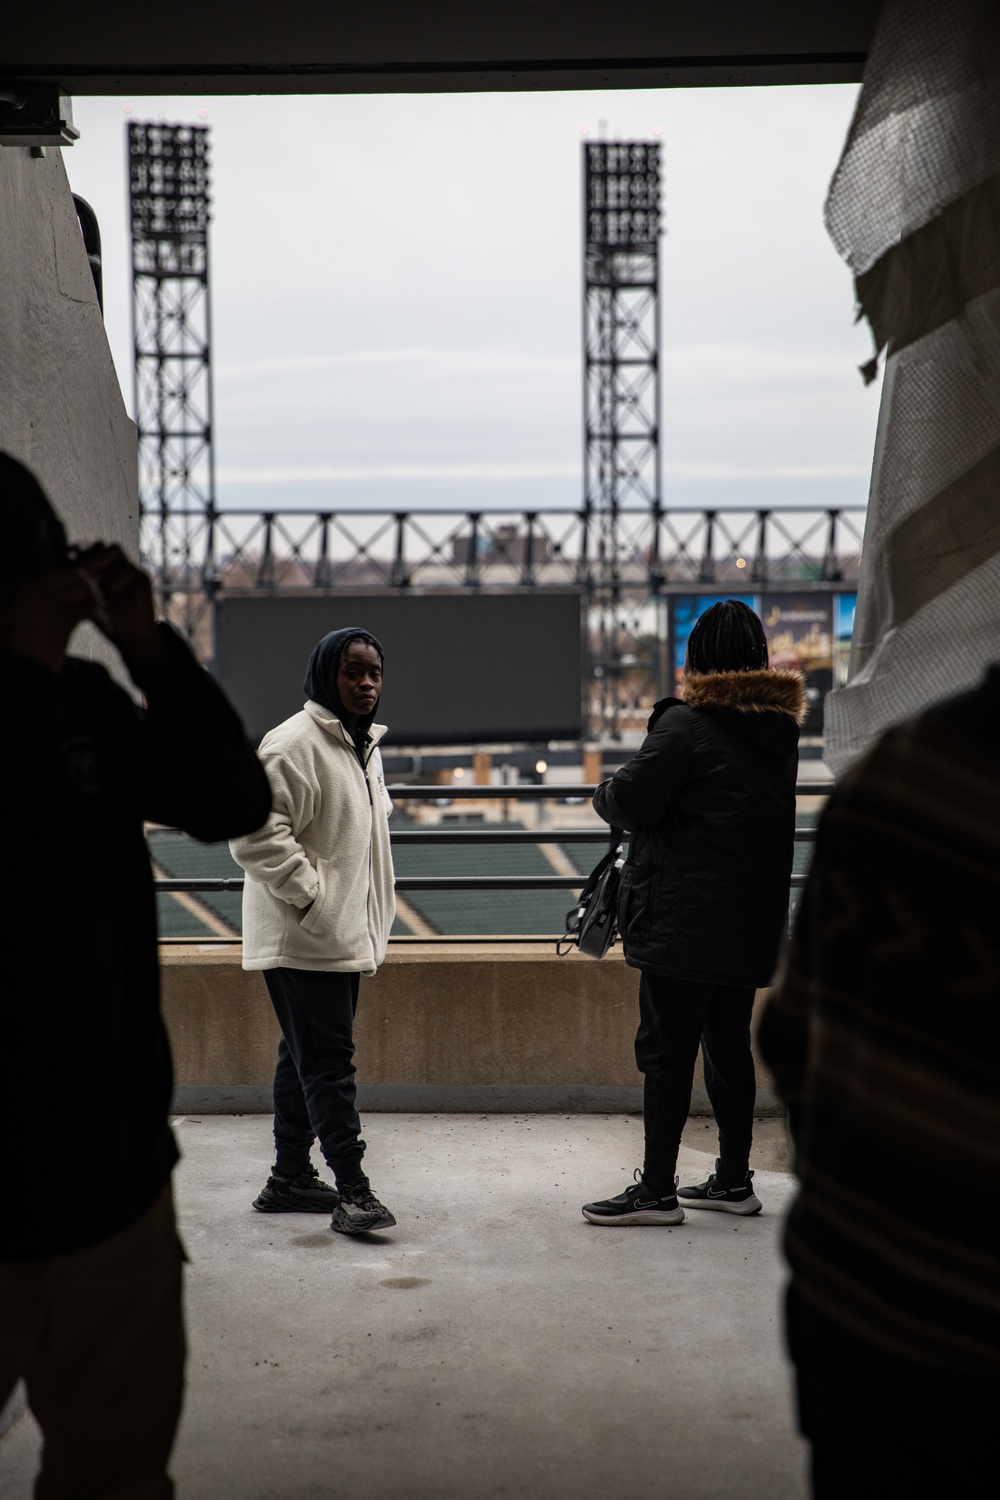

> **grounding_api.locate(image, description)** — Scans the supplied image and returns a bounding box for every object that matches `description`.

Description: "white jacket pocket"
[299,859,328,933]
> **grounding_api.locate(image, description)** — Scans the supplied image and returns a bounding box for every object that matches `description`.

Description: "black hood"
[303,626,385,758]
[729,709,801,756]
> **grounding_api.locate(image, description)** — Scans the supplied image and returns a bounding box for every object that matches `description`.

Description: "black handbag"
[557,827,625,959]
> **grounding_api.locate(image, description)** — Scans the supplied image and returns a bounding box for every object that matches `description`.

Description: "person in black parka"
[582,600,805,1226]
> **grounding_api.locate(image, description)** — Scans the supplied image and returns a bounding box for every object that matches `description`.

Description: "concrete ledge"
[161,944,783,1116]
[171,1083,783,1116]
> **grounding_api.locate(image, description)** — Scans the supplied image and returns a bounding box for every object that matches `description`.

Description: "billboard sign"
[760,594,833,735]
[215,592,584,747]
[669,592,854,735]
[834,593,857,686]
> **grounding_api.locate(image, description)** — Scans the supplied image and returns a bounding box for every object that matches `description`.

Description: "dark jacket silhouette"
[760,666,1000,1375]
[594,669,804,986]
[2,625,271,1260]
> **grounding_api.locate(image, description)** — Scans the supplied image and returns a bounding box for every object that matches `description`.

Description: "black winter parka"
[2,625,272,1261]
[593,669,805,987]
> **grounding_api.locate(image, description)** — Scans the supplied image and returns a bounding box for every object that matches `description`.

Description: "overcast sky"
[66,85,879,516]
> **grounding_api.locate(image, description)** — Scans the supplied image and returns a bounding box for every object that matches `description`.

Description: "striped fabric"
[760,671,1000,1374]
[822,0,1000,774]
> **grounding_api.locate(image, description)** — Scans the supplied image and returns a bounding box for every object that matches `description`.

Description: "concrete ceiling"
[4,2,881,95]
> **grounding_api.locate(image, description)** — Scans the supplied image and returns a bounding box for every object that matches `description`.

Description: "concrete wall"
[0,144,138,674]
[163,945,781,1114]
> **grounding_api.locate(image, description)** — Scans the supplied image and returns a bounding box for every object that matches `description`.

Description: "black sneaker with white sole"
[582,1170,685,1225]
[330,1174,397,1235]
[253,1163,339,1213]
[677,1162,762,1215]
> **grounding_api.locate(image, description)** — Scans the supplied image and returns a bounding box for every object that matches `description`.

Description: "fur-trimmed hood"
[682,669,807,724]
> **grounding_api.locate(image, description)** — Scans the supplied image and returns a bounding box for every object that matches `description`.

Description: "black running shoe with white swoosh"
[677,1162,762,1215]
[582,1170,685,1225]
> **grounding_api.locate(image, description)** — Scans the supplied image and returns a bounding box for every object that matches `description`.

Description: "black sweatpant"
[263,967,365,1187]
[634,971,756,1192]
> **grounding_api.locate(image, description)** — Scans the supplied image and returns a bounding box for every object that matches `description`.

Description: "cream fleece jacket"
[230,701,395,974]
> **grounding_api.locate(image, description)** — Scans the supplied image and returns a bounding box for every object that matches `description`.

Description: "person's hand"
[73,544,162,673]
[5,566,99,673]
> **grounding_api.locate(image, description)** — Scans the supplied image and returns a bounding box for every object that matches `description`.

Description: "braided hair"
[685,600,768,674]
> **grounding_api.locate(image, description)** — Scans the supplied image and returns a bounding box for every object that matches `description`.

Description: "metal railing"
[154,781,831,943]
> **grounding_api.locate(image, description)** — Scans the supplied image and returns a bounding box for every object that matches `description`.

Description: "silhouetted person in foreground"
[583,601,805,1225]
[0,453,271,1498]
[760,673,1000,1496]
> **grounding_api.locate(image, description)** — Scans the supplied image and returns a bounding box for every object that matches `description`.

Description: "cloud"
[664,461,869,480]
[216,348,577,380]
[216,342,858,385]
[216,459,868,485]
[217,461,580,483]
[663,345,868,383]
[67,87,876,517]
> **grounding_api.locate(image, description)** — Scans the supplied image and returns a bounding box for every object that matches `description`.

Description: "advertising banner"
[834,593,858,686]
[760,594,834,735]
[669,593,849,736]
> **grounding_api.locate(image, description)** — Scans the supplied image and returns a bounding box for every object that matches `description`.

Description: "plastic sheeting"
[822,0,1000,773]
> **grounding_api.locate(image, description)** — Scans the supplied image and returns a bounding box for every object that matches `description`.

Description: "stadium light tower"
[129,122,215,643]
[582,140,662,738]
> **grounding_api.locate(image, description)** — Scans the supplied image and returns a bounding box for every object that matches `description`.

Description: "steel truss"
[141,502,864,732]
[129,122,215,643]
[129,127,865,733]
[583,141,661,736]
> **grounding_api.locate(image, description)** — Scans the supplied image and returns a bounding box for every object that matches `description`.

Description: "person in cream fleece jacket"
[230,626,397,1235]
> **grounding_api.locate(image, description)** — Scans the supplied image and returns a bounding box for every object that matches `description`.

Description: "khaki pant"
[0,1183,186,1499]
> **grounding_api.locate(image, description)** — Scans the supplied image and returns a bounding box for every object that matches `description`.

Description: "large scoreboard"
[215,592,585,746]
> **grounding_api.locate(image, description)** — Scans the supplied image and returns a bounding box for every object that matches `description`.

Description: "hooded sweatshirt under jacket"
[231,629,396,973]
[593,668,806,987]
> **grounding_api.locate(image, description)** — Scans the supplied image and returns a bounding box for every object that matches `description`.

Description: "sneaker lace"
[340,1176,377,1209]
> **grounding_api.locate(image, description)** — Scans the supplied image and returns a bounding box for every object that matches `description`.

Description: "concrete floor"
[1,1114,807,1499]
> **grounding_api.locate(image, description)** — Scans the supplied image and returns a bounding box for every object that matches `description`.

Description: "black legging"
[634,971,757,1192]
